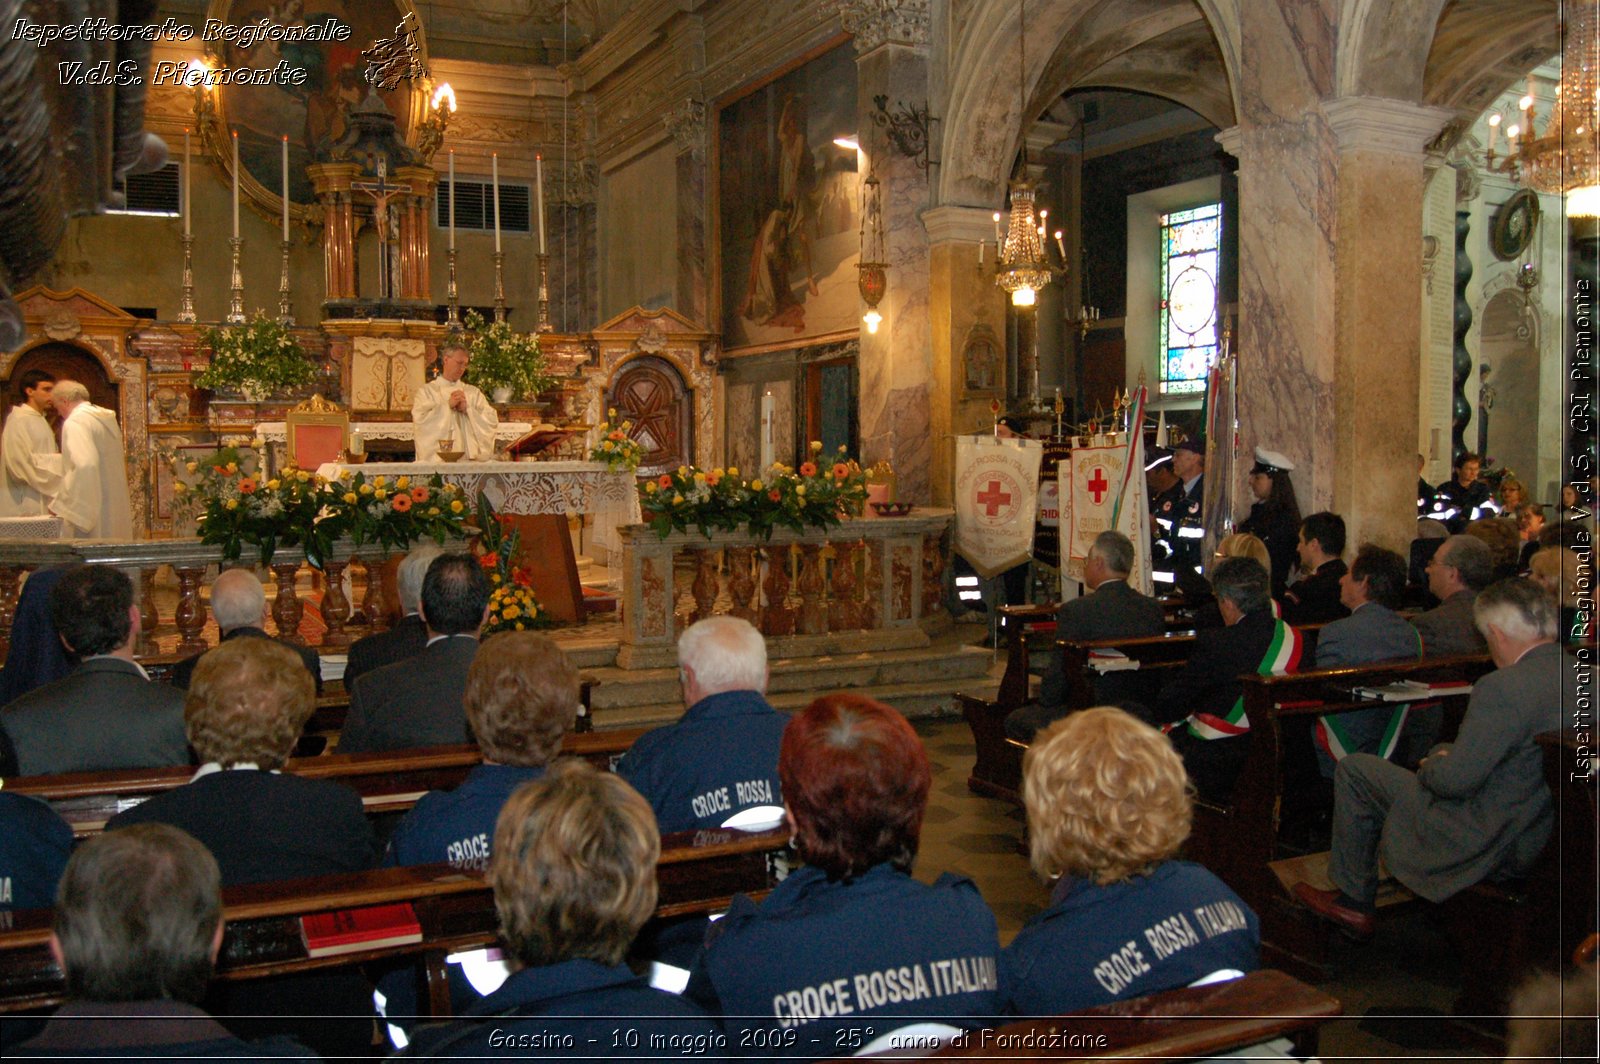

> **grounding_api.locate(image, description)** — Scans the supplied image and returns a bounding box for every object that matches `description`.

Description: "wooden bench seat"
[0,824,791,1016]
[5,726,648,837]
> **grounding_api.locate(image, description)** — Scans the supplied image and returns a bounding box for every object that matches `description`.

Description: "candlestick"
[1054,230,1066,261]
[992,211,1002,245]
[537,252,552,333]
[227,237,245,323]
[491,152,501,253]
[280,136,289,242]
[446,247,460,325]
[182,129,191,237]
[278,239,293,325]
[231,130,239,239]
[448,149,456,251]
[493,250,506,322]
[178,233,196,322]
[535,153,546,254]
[978,240,985,268]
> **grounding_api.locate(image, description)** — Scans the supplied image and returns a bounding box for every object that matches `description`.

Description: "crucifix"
[351,158,412,302]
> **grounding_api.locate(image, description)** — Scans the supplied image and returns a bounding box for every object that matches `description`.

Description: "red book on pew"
[300,903,422,958]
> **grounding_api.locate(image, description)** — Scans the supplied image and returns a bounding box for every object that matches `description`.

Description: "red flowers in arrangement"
[237,478,257,494]
[390,493,412,513]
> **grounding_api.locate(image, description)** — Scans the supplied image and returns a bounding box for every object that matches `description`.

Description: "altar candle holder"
[492,250,507,323]
[536,253,552,333]
[445,247,461,326]
[277,239,294,325]
[227,237,246,323]
[178,233,197,323]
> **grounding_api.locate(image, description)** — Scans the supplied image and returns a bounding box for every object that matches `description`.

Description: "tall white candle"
[182,128,191,237]
[448,149,456,250]
[535,153,546,254]
[231,130,240,239]
[492,152,502,253]
[281,136,290,242]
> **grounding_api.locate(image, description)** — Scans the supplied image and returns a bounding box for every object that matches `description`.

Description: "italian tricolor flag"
[1179,620,1304,740]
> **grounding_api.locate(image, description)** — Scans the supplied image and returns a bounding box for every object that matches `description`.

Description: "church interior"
[0,0,1595,1058]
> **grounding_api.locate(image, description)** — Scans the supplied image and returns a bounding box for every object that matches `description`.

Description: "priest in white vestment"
[49,380,132,538]
[411,340,499,461]
[0,370,63,516]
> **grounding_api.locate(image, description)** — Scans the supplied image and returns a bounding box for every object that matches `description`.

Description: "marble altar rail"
[615,510,953,669]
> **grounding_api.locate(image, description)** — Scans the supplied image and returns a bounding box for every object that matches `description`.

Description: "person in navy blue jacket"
[685,694,1000,1057]
[617,615,788,833]
[403,760,718,1058]
[1000,707,1259,1015]
[0,791,73,913]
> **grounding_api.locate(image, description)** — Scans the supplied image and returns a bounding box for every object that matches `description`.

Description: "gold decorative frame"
[286,393,350,468]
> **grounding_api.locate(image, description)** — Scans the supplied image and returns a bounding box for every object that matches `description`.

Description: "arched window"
[1157,202,1221,395]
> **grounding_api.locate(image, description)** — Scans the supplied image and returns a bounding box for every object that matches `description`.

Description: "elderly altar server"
[49,380,131,539]
[0,369,62,517]
[412,338,498,461]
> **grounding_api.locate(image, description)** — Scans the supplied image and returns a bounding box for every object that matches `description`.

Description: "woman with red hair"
[685,694,999,1053]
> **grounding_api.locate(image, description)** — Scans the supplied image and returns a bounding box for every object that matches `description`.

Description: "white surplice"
[53,403,132,538]
[411,376,499,461]
[0,404,63,517]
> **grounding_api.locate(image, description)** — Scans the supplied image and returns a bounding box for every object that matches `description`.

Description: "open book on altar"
[504,423,578,458]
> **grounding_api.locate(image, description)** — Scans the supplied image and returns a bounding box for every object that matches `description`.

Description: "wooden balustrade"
[616,510,953,668]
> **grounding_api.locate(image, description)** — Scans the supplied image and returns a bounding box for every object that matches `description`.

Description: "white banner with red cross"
[1059,423,1154,596]
[953,435,1044,578]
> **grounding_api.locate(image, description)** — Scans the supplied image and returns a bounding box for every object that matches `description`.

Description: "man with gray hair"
[1293,578,1577,938]
[168,568,322,693]
[1004,530,1166,741]
[343,544,443,689]
[48,379,131,538]
[616,615,787,834]
[1412,533,1493,657]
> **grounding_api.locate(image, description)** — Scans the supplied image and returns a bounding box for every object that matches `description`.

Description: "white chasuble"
[54,404,132,538]
[0,404,63,517]
[411,377,499,461]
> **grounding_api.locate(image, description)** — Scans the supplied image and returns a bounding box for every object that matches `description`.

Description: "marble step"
[584,645,994,711]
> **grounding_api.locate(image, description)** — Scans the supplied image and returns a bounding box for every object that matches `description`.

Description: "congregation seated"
[402,760,719,1057]
[0,790,72,913]
[10,824,315,1059]
[1465,515,1523,582]
[1292,578,1578,938]
[1413,534,1492,656]
[1004,530,1166,742]
[1146,558,1303,802]
[1181,531,1273,629]
[344,543,441,692]
[1528,546,1591,644]
[168,567,322,694]
[0,566,74,707]
[617,616,788,834]
[340,551,490,754]
[1000,707,1259,1014]
[686,694,1001,1051]
[1,565,187,777]
[1281,512,1350,626]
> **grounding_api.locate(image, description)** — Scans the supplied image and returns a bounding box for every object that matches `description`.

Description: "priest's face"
[24,381,53,412]
[440,347,469,383]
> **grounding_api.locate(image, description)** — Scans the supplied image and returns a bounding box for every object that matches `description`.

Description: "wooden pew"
[5,726,648,837]
[0,825,791,1017]
[927,969,1341,1062]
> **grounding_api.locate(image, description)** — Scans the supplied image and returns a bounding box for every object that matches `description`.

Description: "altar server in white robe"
[0,369,63,516]
[49,380,132,539]
[411,339,499,461]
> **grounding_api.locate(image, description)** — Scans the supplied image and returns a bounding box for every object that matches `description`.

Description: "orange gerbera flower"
[411,486,430,502]
[608,430,625,441]
[768,489,782,502]
[799,461,818,477]
[832,463,850,479]
[237,478,257,494]
[390,493,413,512]
[658,473,673,488]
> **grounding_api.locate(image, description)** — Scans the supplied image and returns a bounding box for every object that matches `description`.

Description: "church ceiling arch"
[1421,0,1557,114]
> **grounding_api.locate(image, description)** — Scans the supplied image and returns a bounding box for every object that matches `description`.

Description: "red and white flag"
[954,435,1044,578]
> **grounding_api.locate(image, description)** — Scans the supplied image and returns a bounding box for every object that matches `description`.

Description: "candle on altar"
[535,153,546,254]
[448,149,456,250]
[231,130,240,239]
[281,136,289,242]
[492,152,502,253]
[182,128,191,236]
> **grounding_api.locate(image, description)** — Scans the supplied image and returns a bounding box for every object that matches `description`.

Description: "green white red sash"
[1314,630,1425,763]
[1176,619,1303,740]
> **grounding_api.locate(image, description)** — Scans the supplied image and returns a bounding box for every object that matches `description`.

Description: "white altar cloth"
[256,421,532,448]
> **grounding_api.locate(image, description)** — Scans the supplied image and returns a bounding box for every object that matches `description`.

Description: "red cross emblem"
[976,479,1012,517]
[1087,466,1110,504]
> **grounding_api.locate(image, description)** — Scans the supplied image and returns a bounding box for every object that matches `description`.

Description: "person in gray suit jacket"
[1293,578,1577,938]
[1005,531,1167,740]
[342,543,442,691]
[338,552,491,754]
[1,565,187,776]
[1412,534,1492,657]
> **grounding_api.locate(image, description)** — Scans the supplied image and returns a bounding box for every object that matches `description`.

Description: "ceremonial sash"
[1172,620,1303,740]
[1314,631,1425,764]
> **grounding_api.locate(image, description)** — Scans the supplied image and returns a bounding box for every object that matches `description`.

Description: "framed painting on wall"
[717,42,860,351]
[961,324,1003,396]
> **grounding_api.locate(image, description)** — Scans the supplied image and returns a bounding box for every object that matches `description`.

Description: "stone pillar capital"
[662,98,707,156]
[1214,125,1243,158]
[921,204,998,246]
[1323,96,1457,162]
[836,0,930,55]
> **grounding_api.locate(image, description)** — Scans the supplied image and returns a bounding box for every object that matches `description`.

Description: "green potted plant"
[194,311,316,401]
[460,309,557,404]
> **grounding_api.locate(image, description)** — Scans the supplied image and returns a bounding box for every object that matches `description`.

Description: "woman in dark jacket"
[1237,448,1302,597]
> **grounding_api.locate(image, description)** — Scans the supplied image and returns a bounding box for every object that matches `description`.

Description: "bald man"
[168,569,322,694]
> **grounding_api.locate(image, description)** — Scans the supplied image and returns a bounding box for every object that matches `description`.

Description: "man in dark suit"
[1005,531,1167,740]
[1282,511,1351,625]
[1154,438,1205,582]
[1294,579,1576,938]
[1412,534,1492,657]
[1152,558,1304,801]
[1,565,187,776]
[337,552,491,754]
[342,544,441,690]
[168,568,321,693]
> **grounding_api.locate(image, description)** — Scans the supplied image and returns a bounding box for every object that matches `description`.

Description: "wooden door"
[1,343,120,439]
[605,356,692,476]
[803,356,858,457]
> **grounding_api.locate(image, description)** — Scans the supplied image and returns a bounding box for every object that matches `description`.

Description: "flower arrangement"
[473,491,550,635]
[194,312,316,400]
[588,407,646,473]
[323,469,476,555]
[638,442,868,540]
[459,309,557,402]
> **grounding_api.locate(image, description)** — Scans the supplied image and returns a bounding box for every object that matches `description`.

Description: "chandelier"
[994,0,1065,305]
[1485,4,1600,216]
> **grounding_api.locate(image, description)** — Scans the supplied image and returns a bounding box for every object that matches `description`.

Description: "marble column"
[663,99,710,326]
[850,5,933,501]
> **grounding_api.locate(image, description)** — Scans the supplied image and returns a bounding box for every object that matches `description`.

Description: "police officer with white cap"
[1237,447,1303,596]
[1153,438,1205,585]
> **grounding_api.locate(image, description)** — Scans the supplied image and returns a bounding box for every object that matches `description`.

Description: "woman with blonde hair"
[998,707,1259,1014]
[1183,532,1275,628]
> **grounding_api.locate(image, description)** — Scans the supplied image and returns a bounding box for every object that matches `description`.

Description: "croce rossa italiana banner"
[953,436,1044,578]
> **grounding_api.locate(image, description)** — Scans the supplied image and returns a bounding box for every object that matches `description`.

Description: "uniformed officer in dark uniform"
[1153,438,1205,588]
[1236,447,1302,597]
[1429,452,1496,532]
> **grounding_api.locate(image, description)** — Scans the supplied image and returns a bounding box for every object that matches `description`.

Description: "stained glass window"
[1158,203,1221,395]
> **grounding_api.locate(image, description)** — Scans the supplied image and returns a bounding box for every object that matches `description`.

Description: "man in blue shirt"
[617,616,787,834]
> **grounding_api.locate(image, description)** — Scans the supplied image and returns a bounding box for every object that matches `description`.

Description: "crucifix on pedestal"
[351,159,412,303]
